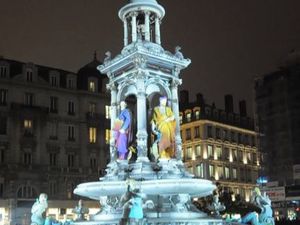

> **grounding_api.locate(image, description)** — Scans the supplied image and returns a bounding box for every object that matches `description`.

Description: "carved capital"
[106,82,117,91]
[132,55,147,68]
[130,12,138,18]
[171,79,182,88]
[144,11,151,16]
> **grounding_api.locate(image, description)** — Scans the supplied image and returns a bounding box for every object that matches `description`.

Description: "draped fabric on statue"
[152,106,176,158]
[114,108,132,159]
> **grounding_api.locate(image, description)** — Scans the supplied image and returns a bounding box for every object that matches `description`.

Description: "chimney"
[180,90,189,105]
[196,93,205,106]
[239,100,247,117]
[225,95,234,113]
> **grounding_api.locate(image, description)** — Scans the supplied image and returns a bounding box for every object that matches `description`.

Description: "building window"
[179,115,183,124]
[0,89,7,105]
[225,167,230,179]
[26,69,33,82]
[232,168,237,179]
[49,122,58,140]
[23,152,32,165]
[233,149,237,161]
[223,130,228,140]
[50,75,58,87]
[24,93,34,106]
[105,129,110,144]
[224,148,230,160]
[68,125,75,141]
[217,166,223,180]
[68,101,75,115]
[17,185,37,198]
[194,126,200,138]
[244,135,249,145]
[67,154,74,168]
[196,163,204,178]
[238,150,243,162]
[0,117,7,135]
[186,128,191,140]
[67,77,75,89]
[207,145,213,158]
[49,153,57,166]
[0,182,3,197]
[207,126,212,138]
[209,165,214,178]
[24,119,33,136]
[240,168,245,181]
[88,81,96,92]
[216,128,221,139]
[90,156,97,169]
[186,112,191,122]
[89,103,96,115]
[49,181,58,197]
[214,146,222,160]
[0,66,7,78]
[50,96,58,113]
[247,152,252,163]
[0,148,4,163]
[195,145,202,157]
[89,127,97,144]
[251,136,256,146]
[231,131,236,142]
[195,110,200,120]
[186,146,193,160]
[24,120,32,129]
[238,133,242,144]
[105,105,111,119]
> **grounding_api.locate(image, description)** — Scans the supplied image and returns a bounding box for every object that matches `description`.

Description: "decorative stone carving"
[174,46,184,60]
[72,199,89,221]
[104,51,112,64]
[30,193,48,225]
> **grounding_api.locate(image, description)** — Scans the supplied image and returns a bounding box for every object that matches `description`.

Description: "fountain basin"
[74,178,216,200]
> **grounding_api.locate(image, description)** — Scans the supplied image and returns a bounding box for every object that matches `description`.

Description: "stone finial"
[104,51,112,64]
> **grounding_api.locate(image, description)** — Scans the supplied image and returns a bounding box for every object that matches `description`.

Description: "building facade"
[254,55,300,185]
[180,91,261,202]
[0,56,110,224]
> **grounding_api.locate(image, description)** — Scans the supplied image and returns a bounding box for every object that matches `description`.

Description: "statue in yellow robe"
[151,96,176,159]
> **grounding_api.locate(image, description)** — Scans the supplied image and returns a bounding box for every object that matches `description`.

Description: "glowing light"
[229,150,233,162]
[192,151,196,161]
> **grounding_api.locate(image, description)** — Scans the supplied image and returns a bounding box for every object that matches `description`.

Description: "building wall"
[180,106,260,201]
[255,63,300,184]
[0,58,110,224]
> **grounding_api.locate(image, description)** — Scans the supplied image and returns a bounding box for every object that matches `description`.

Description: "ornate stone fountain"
[73,0,222,224]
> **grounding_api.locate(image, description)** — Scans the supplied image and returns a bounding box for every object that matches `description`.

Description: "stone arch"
[117,83,137,103]
[146,79,171,109]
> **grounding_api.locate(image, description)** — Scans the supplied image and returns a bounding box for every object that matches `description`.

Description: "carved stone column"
[155,16,161,45]
[171,78,182,161]
[108,83,118,163]
[131,12,138,42]
[123,18,128,46]
[136,71,148,161]
[144,11,151,41]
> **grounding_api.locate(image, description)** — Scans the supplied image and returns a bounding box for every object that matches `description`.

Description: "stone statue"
[103,51,112,64]
[120,179,154,225]
[174,46,184,60]
[151,96,176,159]
[31,193,48,225]
[207,192,225,217]
[72,199,89,221]
[241,187,275,225]
[113,101,132,160]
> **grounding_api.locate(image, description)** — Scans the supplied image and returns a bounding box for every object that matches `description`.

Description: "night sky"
[0,0,300,114]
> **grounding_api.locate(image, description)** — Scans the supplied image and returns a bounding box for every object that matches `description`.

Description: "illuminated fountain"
[73,0,222,224]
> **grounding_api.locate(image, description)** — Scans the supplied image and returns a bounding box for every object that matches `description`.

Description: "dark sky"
[0,0,300,115]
